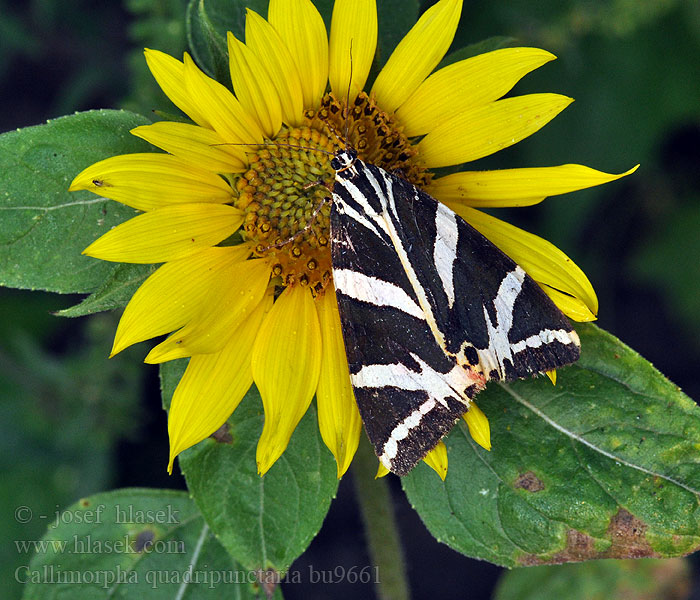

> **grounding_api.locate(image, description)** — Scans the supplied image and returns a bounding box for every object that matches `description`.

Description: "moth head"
[331,148,358,173]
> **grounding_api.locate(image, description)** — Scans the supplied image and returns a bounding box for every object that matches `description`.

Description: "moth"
[328,148,580,475]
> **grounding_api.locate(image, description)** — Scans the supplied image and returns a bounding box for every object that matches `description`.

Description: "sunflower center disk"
[234,93,428,295]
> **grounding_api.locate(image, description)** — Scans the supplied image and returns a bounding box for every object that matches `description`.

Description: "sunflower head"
[235,126,335,293]
[69,0,636,479]
[236,89,431,297]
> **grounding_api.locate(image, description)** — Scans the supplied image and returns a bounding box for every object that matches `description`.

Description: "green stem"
[351,435,411,600]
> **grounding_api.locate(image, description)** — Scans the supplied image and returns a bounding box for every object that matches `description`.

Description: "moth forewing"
[329,149,580,475]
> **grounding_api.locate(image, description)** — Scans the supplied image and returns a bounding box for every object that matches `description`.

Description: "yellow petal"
[182,53,264,145]
[227,32,283,138]
[167,291,272,474]
[545,370,557,385]
[463,401,491,451]
[448,205,598,319]
[131,122,247,173]
[83,203,243,264]
[316,288,362,478]
[69,153,233,211]
[144,49,212,128]
[376,443,450,478]
[422,441,448,480]
[376,462,390,478]
[268,0,328,110]
[245,9,305,126]
[427,163,640,208]
[145,257,271,363]
[418,94,573,168]
[252,285,322,475]
[371,0,462,113]
[540,283,597,322]
[111,244,251,355]
[329,0,377,102]
[397,47,556,136]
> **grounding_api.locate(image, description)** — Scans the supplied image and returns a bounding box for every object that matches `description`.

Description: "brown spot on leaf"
[514,471,545,492]
[210,423,233,444]
[604,508,658,559]
[256,569,280,599]
[563,529,598,561]
[520,529,597,565]
[134,529,156,552]
[80,499,90,507]
[518,508,659,566]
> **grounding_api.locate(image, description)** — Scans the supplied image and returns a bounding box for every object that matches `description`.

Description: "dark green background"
[1,0,698,598]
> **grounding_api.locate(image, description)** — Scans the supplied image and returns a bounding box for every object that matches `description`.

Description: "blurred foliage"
[122,0,188,115]
[0,292,145,597]
[630,128,700,338]
[0,0,698,599]
[494,558,691,600]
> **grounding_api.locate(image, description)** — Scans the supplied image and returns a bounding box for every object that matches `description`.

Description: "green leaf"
[21,488,269,599]
[185,0,268,83]
[186,0,231,84]
[494,558,691,600]
[58,263,155,318]
[0,110,152,294]
[160,361,339,574]
[184,0,335,83]
[160,358,188,412]
[403,323,700,566]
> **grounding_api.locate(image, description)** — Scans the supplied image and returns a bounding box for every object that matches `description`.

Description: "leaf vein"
[0,196,110,212]
[174,522,210,600]
[502,383,700,496]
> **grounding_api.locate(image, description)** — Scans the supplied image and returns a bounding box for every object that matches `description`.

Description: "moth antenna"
[344,40,354,149]
[304,178,334,194]
[211,140,334,158]
[314,41,354,152]
[319,119,345,150]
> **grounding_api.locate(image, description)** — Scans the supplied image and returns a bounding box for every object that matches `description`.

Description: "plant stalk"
[351,435,411,600]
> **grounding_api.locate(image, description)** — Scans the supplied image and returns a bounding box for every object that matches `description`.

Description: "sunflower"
[69,0,636,479]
